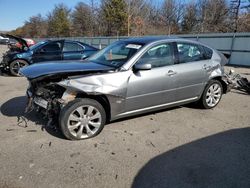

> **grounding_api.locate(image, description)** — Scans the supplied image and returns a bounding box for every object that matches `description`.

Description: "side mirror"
[134,63,152,71]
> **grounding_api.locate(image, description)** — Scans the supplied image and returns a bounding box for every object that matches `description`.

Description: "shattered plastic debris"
[146,140,156,148]
[70,152,80,158]
[29,163,35,168]
[17,116,28,128]
[225,69,250,94]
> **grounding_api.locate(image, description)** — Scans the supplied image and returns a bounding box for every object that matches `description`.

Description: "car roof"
[123,36,179,44]
[64,40,98,49]
[64,40,79,43]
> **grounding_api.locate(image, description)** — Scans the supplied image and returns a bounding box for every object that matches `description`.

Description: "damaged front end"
[25,76,68,127]
[20,61,124,128]
[0,52,9,71]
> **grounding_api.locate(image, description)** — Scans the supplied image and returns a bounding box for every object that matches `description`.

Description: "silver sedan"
[21,37,231,140]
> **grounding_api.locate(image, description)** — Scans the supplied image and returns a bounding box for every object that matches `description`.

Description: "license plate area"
[34,97,48,109]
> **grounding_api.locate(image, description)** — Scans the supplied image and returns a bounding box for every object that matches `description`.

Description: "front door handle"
[167,70,177,76]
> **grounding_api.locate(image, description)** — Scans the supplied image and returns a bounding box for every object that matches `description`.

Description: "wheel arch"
[10,58,30,65]
[75,92,111,123]
[209,76,227,94]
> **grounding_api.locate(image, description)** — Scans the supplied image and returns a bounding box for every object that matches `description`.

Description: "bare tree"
[9,0,250,37]
[181,2,198,33]
[24,14,48,38]
[126,0,151,36]
[197,0,229,33]
[160,0,184,35]
[71,2,93,37]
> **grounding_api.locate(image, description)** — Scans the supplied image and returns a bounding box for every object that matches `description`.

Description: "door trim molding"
[117,96,198,117]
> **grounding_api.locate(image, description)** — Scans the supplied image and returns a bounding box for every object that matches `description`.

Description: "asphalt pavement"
[0,45,250,188]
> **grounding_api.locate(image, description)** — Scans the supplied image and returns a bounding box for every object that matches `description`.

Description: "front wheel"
[9,59,29,76]
[59,98,106,140]
[200,80,223,109]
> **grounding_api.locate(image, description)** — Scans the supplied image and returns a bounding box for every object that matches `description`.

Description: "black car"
[0,34,98,76]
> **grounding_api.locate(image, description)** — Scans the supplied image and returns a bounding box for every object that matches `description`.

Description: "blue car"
[0,35,98,76]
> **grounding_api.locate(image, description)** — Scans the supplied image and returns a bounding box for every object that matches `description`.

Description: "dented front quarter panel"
[58,70,132,119]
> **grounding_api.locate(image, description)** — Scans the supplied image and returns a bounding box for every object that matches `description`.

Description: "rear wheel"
[59,98,106,140]
[201,80,223,109]
[9,59,28,76]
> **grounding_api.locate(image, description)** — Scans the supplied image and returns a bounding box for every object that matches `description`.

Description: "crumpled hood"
[5,50,31,59]
[20,61,115,79]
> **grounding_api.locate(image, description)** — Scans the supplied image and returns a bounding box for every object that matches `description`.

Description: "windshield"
[89,41,144,68]
[29,41,47,51]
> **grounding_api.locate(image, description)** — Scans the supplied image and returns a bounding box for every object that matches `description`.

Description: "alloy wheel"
[205,83,222,107]
[67,105,102,139]
[11,61,27,75]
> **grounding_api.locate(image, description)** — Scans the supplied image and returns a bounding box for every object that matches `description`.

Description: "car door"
[125,42,177,112]
[32,41,63,63]
[63,42,85,60]
[173,42,210,101]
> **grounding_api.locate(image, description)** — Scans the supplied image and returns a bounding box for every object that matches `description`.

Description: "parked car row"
[15,36,231,140]
[0,34,98,76]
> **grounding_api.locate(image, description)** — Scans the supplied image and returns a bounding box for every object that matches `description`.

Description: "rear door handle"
[167,70,177,76]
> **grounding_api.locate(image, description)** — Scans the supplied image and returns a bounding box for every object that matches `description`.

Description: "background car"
[0,35,9,44]
[15,38,35,48]
[20,37,231,140]
[0,35,98,76]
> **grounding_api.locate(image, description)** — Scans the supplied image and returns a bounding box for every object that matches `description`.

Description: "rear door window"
[177,43,205,63]
[63,42,84,52]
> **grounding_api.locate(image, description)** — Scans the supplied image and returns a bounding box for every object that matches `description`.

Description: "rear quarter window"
[63,42,83,52]
[202,46,213,59]
[177,43,204,63]
[82,43,97,51]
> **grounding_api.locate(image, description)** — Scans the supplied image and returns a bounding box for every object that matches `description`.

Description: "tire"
[200,80,223,109]
[59,98,106,140]
[9,59,29,76]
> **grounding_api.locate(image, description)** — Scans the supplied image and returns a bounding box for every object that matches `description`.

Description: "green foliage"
[101,0,128,36]
[47,3,71,37]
